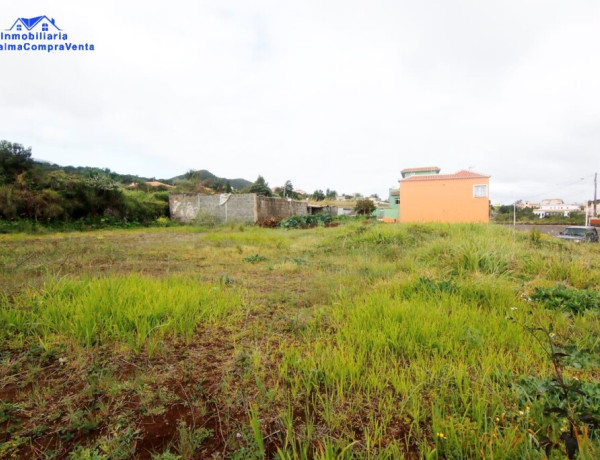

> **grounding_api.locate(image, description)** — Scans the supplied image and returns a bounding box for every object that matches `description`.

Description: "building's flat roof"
[400,166,440,174]
[401,170,490,182]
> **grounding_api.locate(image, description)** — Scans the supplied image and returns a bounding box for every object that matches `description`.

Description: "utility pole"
[594,172,597,218]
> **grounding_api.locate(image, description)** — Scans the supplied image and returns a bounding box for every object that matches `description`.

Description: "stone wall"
[169,193,257,223]
[255,196,308,224]
[308,205,338,216]
[169,193,310,224]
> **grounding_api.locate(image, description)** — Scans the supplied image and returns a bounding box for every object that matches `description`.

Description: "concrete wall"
[169,193,310,224]
[308,205,338,216]
[169,193,257,223]
[256,196,308,224]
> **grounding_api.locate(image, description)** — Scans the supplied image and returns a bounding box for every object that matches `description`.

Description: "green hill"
[170,169,252,191]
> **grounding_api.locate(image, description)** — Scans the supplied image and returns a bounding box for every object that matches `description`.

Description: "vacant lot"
[1,222,599,459]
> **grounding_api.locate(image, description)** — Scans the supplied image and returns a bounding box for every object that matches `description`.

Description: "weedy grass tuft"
[0,275,242,354]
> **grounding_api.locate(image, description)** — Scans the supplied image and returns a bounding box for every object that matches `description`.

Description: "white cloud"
[1,0,599,203]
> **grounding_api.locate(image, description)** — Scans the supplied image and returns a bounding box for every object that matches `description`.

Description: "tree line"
[0,140,373,230]
[0,140,168,226]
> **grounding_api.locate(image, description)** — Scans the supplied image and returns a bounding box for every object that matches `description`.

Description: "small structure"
[169,193,334,225]
[585,199,600,219]
[399,169,490,223]
[307,204,338,216]
[337,206,354,216]
[376,189,400,222]
[126,181,174,190]
[401,166,441,179]
[516,200,539,209]
[533,199,581,218]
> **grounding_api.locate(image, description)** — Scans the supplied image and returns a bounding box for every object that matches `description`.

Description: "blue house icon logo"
[7,16,61,32]
[1,15,95,53]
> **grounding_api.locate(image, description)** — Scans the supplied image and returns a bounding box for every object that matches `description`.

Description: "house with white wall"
[533,199,581,218]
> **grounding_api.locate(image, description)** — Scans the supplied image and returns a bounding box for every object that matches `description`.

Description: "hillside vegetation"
[0,141,255,232]
[1,222,600,459]
[0,140,170,230]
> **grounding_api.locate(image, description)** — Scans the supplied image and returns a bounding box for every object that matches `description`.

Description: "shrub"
[193,210,220,227]
[279,214,333,229]
[531,286,600,314]
[354,199,376,216]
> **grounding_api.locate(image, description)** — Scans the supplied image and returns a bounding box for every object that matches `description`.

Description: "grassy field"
[1,222,600,459]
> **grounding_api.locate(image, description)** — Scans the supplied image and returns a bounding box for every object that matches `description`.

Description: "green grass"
[1,275,242,354]
[1,222,599,458]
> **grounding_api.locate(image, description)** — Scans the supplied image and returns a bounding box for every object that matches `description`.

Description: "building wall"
[255,197,308,224]
[308,205,338,216]
[399,177,490,223]
[169,193,257,223]
[169,193,310,224]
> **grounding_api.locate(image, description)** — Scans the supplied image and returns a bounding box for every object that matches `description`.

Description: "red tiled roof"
[401,170,490,182]
[145,181,174,188]
[400,166,440,174]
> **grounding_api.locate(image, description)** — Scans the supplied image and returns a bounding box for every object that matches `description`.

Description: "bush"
[279,214,333,229]
[194,210,220,228]
[120,190,169,223]
[531,286,600,314]
[153,191,170,202]
[354,199,376,216]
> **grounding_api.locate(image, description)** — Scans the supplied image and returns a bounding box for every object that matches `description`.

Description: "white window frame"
[473,184,488,198]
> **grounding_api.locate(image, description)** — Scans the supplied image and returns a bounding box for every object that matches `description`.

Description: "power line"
[518,174,595,201]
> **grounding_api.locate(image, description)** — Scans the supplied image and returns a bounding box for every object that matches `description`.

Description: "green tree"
[248,175,273,197]
[312,189,325,201]
[284,180,294,198]
[184,169,201,181]
[0,140,33,184]
[497,205,512,214]
[277,180,299,199]
[354,198,376,216]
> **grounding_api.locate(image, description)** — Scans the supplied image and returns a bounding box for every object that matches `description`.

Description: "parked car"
[558,226,599,243]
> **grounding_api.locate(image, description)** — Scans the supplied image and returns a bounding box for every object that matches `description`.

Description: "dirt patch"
[2,324,247,459]
[137,403,190,457]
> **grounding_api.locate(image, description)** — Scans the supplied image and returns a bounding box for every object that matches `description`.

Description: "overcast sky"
[1,1,599,203]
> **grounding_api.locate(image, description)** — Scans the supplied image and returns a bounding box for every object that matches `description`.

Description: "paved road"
[499,224,567,237]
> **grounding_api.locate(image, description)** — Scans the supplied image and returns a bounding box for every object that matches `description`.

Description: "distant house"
[399,169,490,223]
[337,206,354,216]
[586,199,600,218]
[126,181,174,190]
[516,200,539,209]
[376,189,400,222]
[145,181,174,188]
[308,204,338,216]
[533,199,580,218]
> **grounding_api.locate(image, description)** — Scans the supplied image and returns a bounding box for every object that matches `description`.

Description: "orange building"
[399,169,490,223]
